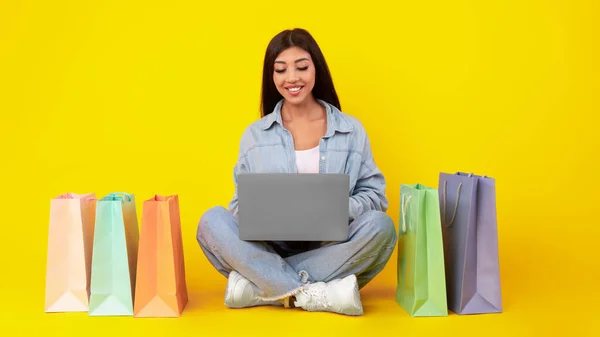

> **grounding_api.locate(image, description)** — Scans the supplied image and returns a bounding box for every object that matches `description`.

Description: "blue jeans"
[196,206,397,301]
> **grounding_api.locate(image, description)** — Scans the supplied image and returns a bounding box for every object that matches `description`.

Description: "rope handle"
[442,180,462,228]
[442,172,488,227]
[103,192,133,202]
[401,193,412,233]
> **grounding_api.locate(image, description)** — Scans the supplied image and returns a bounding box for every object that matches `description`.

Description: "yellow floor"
[2,207,598,337]
[3,267,596,337]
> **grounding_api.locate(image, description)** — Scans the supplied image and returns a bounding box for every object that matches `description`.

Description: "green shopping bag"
[89,192,139,316]
[396,184,448,316]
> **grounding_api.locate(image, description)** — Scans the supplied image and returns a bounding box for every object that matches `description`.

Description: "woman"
[196,28,396,316]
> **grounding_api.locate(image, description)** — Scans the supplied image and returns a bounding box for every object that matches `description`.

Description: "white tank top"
[295,145,320,173]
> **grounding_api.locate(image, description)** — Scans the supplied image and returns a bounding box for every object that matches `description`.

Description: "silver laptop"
[237,173,349,241]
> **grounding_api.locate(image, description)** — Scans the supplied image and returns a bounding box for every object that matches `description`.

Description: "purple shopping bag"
[438,172,502,315]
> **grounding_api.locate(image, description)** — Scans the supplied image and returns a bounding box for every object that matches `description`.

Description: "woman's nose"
[286,69,299,82]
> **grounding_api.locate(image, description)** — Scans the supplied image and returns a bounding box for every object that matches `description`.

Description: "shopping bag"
[88,192,139,316]
[396,184,448,316]
[44,193,96,312]
[438,172,502,314]
[134,194,188,317]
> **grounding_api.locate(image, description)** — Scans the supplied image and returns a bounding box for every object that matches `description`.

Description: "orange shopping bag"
[134,194,188,317]
[44,193,96,312]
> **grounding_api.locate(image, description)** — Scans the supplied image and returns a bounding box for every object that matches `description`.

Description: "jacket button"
[321,156,326,161]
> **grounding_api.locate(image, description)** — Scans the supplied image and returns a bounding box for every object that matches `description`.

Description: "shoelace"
[300,287,329,311]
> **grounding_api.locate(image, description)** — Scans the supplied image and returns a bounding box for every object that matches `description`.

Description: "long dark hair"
[260,28,341,117]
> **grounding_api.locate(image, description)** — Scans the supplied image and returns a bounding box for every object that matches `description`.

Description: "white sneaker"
[294,274,363,316]
[224,271,283,308]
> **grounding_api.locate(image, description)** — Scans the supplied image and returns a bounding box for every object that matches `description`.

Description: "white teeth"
[288,87,301,92]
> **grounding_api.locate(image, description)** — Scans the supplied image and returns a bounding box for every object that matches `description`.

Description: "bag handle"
[442,172,488,227]
[56,193,96,201]
[103,192,133,202]
[442,180,462,228]
[463,172,487,179]
[401,193,412,233]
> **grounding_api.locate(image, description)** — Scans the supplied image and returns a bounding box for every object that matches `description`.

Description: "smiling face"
[273,46,316,106]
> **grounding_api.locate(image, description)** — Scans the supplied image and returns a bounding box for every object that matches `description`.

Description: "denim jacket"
[228,99,388,221]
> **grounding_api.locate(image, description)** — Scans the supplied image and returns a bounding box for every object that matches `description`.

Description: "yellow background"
[1,0,598,335]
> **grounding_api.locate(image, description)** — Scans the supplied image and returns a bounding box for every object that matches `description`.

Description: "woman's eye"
[275,69,286,73]
[297,66,308,71]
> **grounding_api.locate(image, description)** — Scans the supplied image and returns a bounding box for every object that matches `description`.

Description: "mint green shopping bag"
[396,184,448,316]
[89,193,139,316]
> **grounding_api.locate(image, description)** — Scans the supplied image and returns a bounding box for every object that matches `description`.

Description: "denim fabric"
[196,99,396,300]
[228,99,388,221]
[197,206,397,300]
